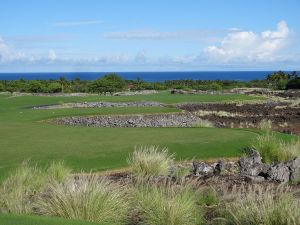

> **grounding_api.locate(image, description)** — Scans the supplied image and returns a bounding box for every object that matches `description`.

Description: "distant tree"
[47,82,62,93]
[209,82,222,91]
[266,71,289,90]
[88,73,126,94]
[286,77,300,89]
[27,80,44,93]
[288,71,299,80]
[59,76,67,93]
[0,83,4,92]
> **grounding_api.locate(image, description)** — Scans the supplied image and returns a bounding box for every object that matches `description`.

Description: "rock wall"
[34,101,163,109]
[53,113,200,128]
[192,150,300,183]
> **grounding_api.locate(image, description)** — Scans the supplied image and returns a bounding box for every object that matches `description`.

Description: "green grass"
[0,214,107,225]
[0,92,268,180]
[0,91,294,225]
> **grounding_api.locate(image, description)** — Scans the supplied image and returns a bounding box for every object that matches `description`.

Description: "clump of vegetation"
[46,161,71,183]
[37,175,129,225]
[259,119,272,133]
[0,162,45,214]
[251,133,299,163]
[223,185,300,225]
[128,146,174,178]
[0,161,71,214]
[134,182,202,225]
[192,119,214,128]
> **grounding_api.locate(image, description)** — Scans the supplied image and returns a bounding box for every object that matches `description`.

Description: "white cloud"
[48,50,57,61]
[203,20,292,63]
[51,20,103,27]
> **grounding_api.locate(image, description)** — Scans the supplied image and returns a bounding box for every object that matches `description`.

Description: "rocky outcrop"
[33,101,162,109]
[53,113,201,128]
[192,150,300,183]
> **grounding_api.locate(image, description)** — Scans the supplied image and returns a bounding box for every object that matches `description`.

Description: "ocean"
[0,71,289,81]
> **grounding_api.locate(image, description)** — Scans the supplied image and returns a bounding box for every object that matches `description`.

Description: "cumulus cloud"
[203,21,292,63]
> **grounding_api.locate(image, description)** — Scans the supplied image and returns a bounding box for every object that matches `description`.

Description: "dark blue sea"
[0,71,290,81]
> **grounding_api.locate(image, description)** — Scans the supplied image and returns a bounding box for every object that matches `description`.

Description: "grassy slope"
[0,92,265,179]
[0,214,107,225]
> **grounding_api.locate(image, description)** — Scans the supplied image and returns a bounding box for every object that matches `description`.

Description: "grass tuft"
[192,119,214,128]
[36,175,129,225]
[251,133,299,163]
[223,185,300,225]
[46,161,71,183]
[134,182,202,225]
[128,146,175,178]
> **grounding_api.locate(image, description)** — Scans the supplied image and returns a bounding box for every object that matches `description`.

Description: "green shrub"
[251,133,299,163]
[37,175,129,224]
[135,183,202,225]
[128,146,174,178]
[223,185,300,225]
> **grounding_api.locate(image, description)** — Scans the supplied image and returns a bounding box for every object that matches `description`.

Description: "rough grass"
[251,133,300,163]
[192,119,214,128]
[128,146,174,177]
[223,185,300,225]
[37,175,129,225]
[0,162,71,214]
[134,182,202,225]
[0,214,106,225]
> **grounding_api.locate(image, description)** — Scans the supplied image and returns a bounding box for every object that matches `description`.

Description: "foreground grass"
[0,214,106,225]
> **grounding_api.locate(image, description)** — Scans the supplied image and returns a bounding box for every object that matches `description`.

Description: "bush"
[286,77,300,89]
[251,133,299,163]
[223,185,300,225]
[37,175,129,224]
[135,183,202,225]
[47,82,62,93]
[128,146,174,178]
[88,73,125,94]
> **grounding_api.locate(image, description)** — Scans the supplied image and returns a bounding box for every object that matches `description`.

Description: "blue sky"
[0,0,300,72]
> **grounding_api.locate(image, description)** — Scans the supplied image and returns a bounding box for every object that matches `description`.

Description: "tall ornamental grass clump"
[128,146,175,178]
[47,161,72,183]
[37,175,129,225]
[223,185,300,225]
[135,182,202,225]
[0,161,71,214]
[251,133,299,163]
[0,163,45,214]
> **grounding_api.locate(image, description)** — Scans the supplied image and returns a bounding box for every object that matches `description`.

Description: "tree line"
[0,71,299,94]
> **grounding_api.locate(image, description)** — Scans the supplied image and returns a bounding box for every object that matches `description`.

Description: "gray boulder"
[267,163,290,182]
[192,162,214,177]
[286,157,300,183]
[239,150,269,176]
